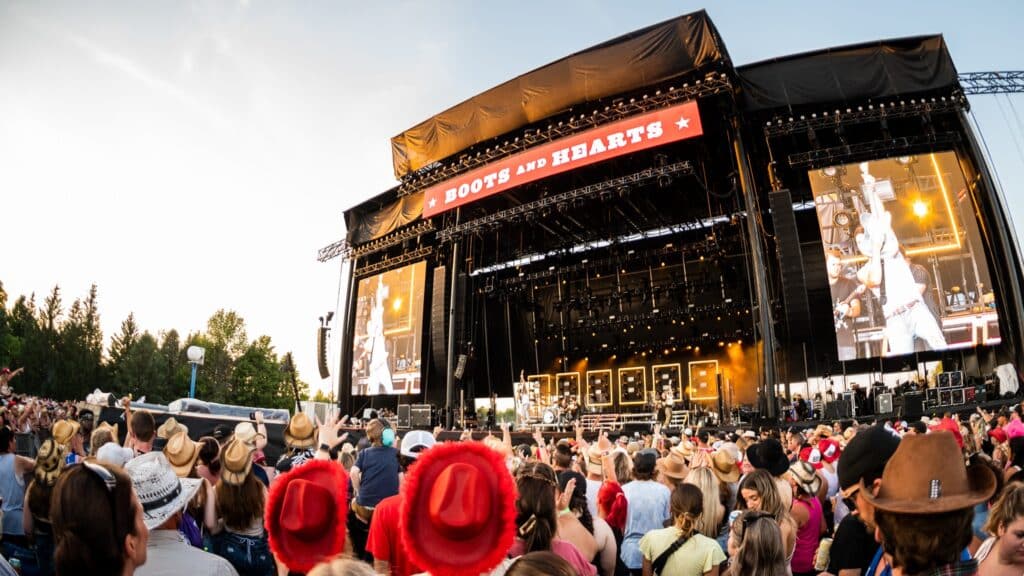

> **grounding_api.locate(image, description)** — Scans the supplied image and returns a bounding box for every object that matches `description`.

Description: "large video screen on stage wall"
[351,261,426,396]
[808,151,999,360]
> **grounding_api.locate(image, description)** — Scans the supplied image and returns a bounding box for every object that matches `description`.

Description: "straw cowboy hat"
[401,441,517,576]
[34,439,65,487]
[126,452,203,530]
[790,460,822,496]
[860,431,996,514]
[51,419,80,448]
[283,413,317,450]
[234,422,265,448]
[266,459,349,574]
[586,435,614,476]
[710,448,741,484]
[221,439,254,486]
[163,431,201,478]
[156,417,188,440]
[657,452,689,481]
[94,421,119,440]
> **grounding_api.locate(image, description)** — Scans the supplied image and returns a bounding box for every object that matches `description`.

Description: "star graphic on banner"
[428,197,437,209]
[675,117,690,130]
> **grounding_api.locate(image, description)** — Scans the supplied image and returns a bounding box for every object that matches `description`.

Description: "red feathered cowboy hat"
[401,441,517,576]
[265,459,348,573]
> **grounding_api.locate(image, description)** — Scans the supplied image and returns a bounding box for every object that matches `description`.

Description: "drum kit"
[536,396,579,428]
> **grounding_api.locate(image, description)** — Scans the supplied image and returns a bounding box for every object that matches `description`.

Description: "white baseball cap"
[400,429,436,458]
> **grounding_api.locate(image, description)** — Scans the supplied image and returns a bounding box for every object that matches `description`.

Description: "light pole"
[187,345,205,399]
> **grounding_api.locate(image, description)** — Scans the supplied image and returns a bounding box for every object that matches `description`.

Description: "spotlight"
[912,200,929,218]
[822,166,838,177]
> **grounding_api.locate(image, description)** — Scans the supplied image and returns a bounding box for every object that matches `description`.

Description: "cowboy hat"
[401,441,517,576]
[860,431,996,514]
[266,459,349,574]
[125,452,203,530]
[163,430,201,478]
[671,440,696,463]
[747,438,790,477]
[94,420,119,440]
[34,439,65,486]
[586,435,614,477]
[233,422,265,448]
[156,417,188,440]
[221,438,254,486]
[710,448,741,484]
[790,460,822,496]
[283,413,316,449]
[657,452,689,480]
[51,419,80,447]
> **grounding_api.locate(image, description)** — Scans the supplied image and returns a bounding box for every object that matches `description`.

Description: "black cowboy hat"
[746,438,790,477]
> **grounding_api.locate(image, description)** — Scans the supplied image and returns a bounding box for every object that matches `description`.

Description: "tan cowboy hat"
[283,413,316,450]
[34,439,65,487]
[710,448,741,484]
[221,438,254,486]
[671,440,696,463]
[860,431,996,514]
[156,417,188,440]
[163,430,201,478]
[656,452,689,480]
[586,435,614,476]
[234,422,265,448]
[52,419,80,447]
[95,421,119,439]
[814,424,833,438]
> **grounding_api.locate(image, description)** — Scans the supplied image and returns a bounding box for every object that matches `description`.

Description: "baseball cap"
[400,429,436,459]
[837,424,900,496]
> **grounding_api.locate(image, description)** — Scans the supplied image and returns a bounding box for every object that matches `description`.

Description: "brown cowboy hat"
[710,448,741,484]
[656,452,689,480]
[163,430,201,478]
[51,419,80,447]
[221,438,254,486]
[156,417,188,440]
[95,421,119,439]
[283,413,316,449]
[860,431,996,514]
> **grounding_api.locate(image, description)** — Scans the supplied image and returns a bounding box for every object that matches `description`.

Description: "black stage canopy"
[389,9,730,179]
[736,35,960,113]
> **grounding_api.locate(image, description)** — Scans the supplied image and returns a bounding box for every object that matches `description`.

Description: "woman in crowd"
[725,510,788,576]
[306,558,378,576]
[196,436,221,486]
[685,467,724,540]
[596,480,629,576]
[977,481,1024,574]
[204,439,274,576]
[558,471,617,576]
[510,461,596,576]
[506,551,578,576]
[23,439,64,575]
[1004,436,1024,483]
[639,483,725,576]
[51,461,148,576]
[788,461,825,576]
[738,469,796,565]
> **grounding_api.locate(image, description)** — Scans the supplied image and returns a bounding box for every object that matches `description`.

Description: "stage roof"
[389,9,730,179]
[736,35,960,113]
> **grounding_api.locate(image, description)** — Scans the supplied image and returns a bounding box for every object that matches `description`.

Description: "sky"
[2,1,1023,398]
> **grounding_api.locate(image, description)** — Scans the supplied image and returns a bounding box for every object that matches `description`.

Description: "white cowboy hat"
[125,452,202,530]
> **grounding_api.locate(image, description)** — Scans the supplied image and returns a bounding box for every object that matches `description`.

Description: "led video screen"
[809,151,999,360]
[351,261,426,395]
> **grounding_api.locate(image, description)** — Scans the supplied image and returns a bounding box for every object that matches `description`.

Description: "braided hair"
[515,462,559,553]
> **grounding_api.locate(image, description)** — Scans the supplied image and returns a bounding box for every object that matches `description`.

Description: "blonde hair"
[985,481,1024,536]
[684,467,723,538]
[307,557,377,576]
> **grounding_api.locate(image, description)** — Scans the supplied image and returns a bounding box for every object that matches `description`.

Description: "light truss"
[787,132,960,169]
[316,238,350,263]
[349,220,435,259]
[959,71,1024,95]
[436,161,694,243]
[353,246,434,279]
[397,74,731,197]
[764,95,966,138]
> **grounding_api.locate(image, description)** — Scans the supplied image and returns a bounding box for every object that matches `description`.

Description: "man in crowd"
[77,409,94,454]
[826,425,899,576]
[827,249,864,361]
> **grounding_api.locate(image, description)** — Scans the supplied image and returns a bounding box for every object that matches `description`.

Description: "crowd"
[2,365,1024,575]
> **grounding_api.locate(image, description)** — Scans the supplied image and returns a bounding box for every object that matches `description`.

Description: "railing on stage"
[577,410,694,431]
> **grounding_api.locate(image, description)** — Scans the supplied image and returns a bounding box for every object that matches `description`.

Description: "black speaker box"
[411,404,434,428]
[769,190,812,342]
[397,404,411,428]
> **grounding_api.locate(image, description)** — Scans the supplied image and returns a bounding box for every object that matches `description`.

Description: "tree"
[114,332,163,399]
[108,313,140,394]
[207,310,248,360]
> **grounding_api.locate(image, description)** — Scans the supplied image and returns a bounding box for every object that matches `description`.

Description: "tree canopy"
[0,281,309,411]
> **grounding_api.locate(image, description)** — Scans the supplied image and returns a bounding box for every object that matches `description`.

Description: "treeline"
[0,281,308,410]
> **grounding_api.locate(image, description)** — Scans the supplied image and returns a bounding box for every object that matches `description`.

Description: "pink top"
[1005,419,1024,439]
[791,496,823,573]
[509,538,597,576]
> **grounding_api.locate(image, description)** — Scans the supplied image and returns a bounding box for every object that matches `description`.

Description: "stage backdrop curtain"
[389,9,730,179]
[737,35,959,112]
[345,191,424,245]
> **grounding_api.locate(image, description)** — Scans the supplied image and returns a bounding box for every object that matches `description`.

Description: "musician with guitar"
[827,249,864,361]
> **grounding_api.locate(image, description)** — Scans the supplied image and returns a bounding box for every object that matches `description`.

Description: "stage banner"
[421,100,703,218]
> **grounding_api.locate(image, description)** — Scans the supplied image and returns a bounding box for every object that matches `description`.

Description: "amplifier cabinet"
[410,404,433,428]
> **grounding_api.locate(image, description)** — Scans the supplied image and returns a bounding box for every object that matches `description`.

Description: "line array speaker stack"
[431,266,448,378]
[397,404,411,428]
[769,190,812,343]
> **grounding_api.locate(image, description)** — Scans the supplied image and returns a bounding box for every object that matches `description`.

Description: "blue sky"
[1,1,1022,395]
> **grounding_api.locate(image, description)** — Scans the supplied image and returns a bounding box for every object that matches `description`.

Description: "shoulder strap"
[651,532,691,575]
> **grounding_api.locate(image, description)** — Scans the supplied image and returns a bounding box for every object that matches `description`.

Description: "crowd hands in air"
[1,365,1024,576]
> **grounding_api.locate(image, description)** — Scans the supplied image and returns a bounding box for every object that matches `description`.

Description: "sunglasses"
[842,486,860,512]
[82,461,117,492]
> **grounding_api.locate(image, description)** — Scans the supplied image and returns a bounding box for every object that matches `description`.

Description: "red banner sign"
[421,100,703,218]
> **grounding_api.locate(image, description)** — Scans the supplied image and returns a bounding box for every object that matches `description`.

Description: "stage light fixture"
[913,200,929,218]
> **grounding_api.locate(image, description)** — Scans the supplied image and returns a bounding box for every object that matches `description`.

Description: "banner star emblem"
[675,117,690,130]
[428,197,437,209]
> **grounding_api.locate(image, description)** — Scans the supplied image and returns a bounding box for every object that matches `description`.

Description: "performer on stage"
[827,249,864,361]
[364,278,394,394]
[516,370,531,429]
[856,162,947,356]
[661,387,675,428]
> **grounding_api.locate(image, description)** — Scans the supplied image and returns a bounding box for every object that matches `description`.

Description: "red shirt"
[366,494,422,576]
